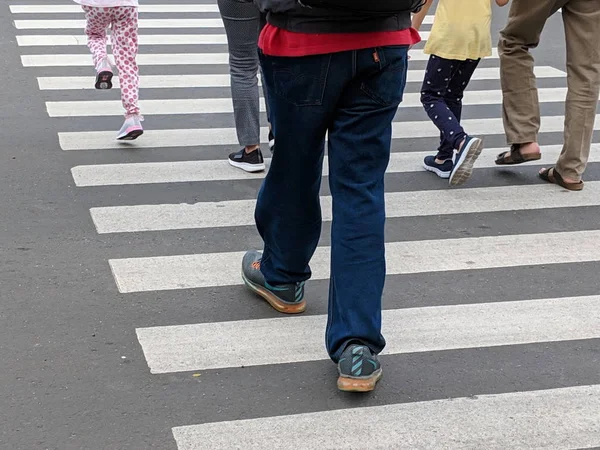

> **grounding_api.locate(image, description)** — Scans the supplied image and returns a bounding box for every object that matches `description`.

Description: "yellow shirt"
[424,0,492,61]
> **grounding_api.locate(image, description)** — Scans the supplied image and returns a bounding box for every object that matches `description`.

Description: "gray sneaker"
[241,250,306,314]
[337,344,382,392]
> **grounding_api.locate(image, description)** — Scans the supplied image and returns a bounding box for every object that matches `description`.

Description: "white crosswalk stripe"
[11,3,600,449]
[18,33,432,46]
[70,144,600,186]
[137,295,600,373]
[172,385,600,450]
[46,87,574,117]
[92,182,600,233]
[108,230,600,293]
[22,48,470,67]
[36,66,566,90]
[57,115,600,150]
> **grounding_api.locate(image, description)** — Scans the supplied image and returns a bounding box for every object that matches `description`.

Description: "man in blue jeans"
[240,0,420,392]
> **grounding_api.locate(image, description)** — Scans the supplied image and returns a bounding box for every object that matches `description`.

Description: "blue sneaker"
[337,344,382,392]
[241,250,306,314]
[449,136,484,186]
[423,155,453,179]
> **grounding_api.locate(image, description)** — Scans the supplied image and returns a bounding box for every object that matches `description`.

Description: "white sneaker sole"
[449,138,483,186]
[423,163,451,179]
[228,159,265,173]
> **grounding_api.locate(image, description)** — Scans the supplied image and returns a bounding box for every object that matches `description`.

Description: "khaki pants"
[499,0,600,181]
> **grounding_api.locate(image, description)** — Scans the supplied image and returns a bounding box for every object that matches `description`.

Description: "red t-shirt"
[259,23,421,57]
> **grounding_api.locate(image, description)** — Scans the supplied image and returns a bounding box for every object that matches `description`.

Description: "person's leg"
[553,0,600,183]
[421,55,466,159]
[497,0,565,161]
[241,51,343,313]
[326,45,409,391]
[443,58,481,134]
[218,0,266,171]
[110,7,143,140]
[82,6,113,89]
[110,7,140,117]
[421,55,483,185]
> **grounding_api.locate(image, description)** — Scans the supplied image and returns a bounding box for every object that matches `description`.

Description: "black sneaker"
[337,344,382,392]
[228,148,265,173]
[241,250,306,314]
[268,130,275,154]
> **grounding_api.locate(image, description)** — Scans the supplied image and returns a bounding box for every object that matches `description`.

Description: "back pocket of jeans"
[268,54,332,107]
[360,46,408,107]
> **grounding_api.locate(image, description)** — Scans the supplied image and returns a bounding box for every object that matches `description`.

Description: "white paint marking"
[10,4,220,13]
[22,53,229,67]
[14,19,224,30]
[58,115,600,150]
[17,32,430,46]
[172,385,600,449]
[46,87,574,117]
[138,296,600,373]
[110,229,600,293]
[21,48,484,67]
[17,34,229,46]
[72,144,596,187]
[37,66,566,90]
[90,181,600,233]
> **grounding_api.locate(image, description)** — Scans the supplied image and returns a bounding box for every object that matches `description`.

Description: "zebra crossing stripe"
[17,34,229,46]
[14,19,225,30]
[109,229,600,293]
[137,295,600,373]
[16,32,431,46]
[35,67,566,90]
[172,384,600,449]
[91,181,600,233]
[58,115,600,150]
[45,87,575,117]
[70,144,600,187]
[13,16,434,30]
[10,4,221,13]
[21,48,465,67]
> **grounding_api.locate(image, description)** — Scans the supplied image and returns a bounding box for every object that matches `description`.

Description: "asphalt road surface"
[1,1,600,449]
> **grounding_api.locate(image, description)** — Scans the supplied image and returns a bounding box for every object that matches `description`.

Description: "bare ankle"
[245,145,259,153]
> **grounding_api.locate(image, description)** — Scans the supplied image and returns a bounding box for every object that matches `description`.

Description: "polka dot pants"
[420,54,480,160]
[83,6,140,117]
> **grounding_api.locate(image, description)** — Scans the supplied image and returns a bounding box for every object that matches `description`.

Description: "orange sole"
[337,370,382,392]
[242,273,306,314]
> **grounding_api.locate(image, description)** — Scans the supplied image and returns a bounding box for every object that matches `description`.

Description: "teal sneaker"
[241,250,306,314]
[337,344,382,392]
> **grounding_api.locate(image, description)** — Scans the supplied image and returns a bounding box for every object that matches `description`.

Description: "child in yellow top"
[412,0,509,186]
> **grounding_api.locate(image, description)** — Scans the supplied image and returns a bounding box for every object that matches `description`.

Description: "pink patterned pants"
[83,6,140,117]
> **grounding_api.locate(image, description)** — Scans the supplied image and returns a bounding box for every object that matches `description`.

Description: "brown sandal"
[538,167,584,191]
[495,144,542,165]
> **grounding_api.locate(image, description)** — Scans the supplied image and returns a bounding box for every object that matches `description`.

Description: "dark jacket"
[253,0,412,34]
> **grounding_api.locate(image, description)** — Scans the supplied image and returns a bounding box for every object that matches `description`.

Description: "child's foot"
[228,147,265,172]
[117,115,143,141]
[95,58,113,90]
[449,136,484,187]
[423,155,453,179]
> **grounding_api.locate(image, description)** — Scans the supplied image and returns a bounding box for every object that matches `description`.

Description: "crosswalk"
[11,2,600,449]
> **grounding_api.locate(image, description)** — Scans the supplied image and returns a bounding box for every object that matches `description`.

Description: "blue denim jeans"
[256,46,408,362]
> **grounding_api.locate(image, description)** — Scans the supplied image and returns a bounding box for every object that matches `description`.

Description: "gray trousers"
[218,0,269,148]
